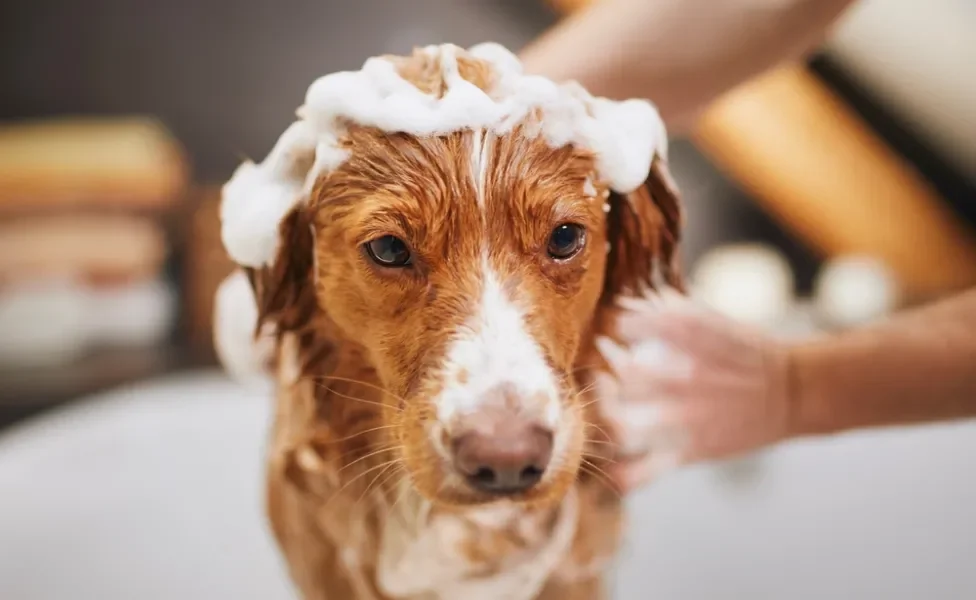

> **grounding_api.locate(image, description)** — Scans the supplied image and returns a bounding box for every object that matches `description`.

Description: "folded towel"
[0,116,187,214]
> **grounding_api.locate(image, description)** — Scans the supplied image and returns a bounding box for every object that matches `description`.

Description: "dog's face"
[313,125,608,506]
[244,49,682,509]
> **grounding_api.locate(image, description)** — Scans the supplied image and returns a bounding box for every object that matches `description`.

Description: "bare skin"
[519,0,859,133]
[597,288,976,490]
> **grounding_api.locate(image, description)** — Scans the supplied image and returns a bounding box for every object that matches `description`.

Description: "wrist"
[763,339,798,443]
[780,337,840,438]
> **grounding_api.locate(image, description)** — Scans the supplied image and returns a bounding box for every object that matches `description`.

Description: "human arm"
[519,0,859,133]
[597,288,976,489]
[790,287,976,437]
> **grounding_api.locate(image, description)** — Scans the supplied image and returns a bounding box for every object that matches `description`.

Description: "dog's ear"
[245,205,318,337]
[602,156,684,301]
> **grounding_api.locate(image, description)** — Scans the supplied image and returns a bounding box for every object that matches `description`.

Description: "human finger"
[595,334,694,378]
[609,451,682,492]
[595,386,691,457]
[594,337,695,400]
[612,306,761,369]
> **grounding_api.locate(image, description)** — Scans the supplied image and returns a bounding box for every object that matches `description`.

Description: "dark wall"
[0,0,823,288]
[0,0,557,181]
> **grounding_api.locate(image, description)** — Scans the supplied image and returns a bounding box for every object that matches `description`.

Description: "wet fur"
[237,49,682,600]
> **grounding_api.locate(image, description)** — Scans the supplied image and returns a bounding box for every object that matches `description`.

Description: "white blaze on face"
[469,129,493,208]
[436,256,561,427]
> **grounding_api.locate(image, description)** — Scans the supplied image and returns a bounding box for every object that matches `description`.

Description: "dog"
[215,42,682,600]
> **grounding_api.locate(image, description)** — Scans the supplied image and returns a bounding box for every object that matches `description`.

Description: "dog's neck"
[375,475,580,600]
[270,330,590,600]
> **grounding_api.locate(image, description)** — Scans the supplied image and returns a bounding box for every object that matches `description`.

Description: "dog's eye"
[547,224,586,260]
[365,235,412,267]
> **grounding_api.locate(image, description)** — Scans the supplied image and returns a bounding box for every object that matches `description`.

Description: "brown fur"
[235,48,683,600]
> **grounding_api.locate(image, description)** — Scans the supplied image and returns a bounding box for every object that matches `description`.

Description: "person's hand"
[593,291,793,492]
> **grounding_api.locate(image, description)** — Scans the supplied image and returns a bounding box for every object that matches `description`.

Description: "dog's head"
[220,44,681,508]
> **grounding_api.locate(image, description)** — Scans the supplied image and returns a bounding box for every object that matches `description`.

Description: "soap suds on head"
[220,121,317,267]
[220,42,669,268]
[583,177,597,198]
[213,269,275,388]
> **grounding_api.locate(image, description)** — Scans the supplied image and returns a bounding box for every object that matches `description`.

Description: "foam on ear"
[219,42,669,269]
[220,122,317,268]
[213,269,275,386]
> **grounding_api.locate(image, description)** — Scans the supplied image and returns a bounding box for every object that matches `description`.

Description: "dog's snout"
[451,408,553,495]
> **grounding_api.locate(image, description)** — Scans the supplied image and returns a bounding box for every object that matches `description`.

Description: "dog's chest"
[372,488,580,600]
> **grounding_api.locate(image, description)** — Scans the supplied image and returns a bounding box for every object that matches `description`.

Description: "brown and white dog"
[215,43,682,600]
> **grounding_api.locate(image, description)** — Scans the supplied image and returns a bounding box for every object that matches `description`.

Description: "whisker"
[384,464,442,527]
[581,457,618,485]
[575,380,599,397]
[583,437,618,447]
[575,393,605,413]
[315,383,401,413]
[371,463,409,503]
[385,472,417,525]
[578,461,622,499]
[575,397,602,414]
[570,362,601,376]
[583,440,621,455]
[319,424,399,445]
[355,460,402,506]
[581,451,617,466]
[584,419,615,439]
[337,444,402,474]
[312,374,409,407]
[323,458,402,511]
[331,440,400,464]
[584,455,613,472]
[554,365,593,390]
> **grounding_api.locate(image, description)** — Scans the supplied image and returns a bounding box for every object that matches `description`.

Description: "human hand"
[594,290,793,492]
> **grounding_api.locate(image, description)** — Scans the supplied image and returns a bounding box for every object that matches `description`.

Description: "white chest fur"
[374,487,580,600]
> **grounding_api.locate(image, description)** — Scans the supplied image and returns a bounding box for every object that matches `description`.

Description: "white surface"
[221,42,667,267]
[1,371,975,599]
[0,373,288,600]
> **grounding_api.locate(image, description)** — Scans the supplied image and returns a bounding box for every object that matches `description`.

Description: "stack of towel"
[0,117,187,370]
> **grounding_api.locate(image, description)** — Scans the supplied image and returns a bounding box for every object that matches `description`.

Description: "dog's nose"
[451,411,553,495]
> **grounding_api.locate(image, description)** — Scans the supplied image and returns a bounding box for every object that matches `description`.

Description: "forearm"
[519,0,858,133]
[788,288,976,437]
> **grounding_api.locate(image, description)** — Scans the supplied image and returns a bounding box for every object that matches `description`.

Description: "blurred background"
[1,0,975,422]
[0,0,974,599]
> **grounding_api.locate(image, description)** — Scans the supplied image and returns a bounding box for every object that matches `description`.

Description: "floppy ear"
[212,208,315,384]
[245,205,318,338]
[602,155,684,301]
